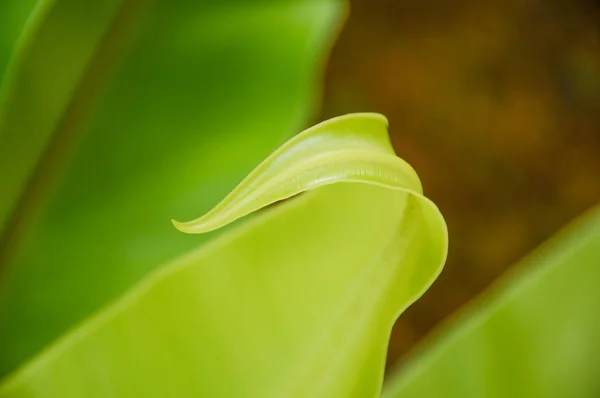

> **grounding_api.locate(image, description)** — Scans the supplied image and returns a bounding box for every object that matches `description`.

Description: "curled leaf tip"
[173,113,423,235]
[171,219,185,231]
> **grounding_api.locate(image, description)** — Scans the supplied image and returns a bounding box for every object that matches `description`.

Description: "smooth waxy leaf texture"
[172,113,424,234]
[383,205,600,398]
[0,114,447,397]
[0,0,342,376]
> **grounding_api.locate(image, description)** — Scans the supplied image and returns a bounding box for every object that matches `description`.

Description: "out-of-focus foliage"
[0,0,38,80]
[0,114,447,398]
[321,0,600,365]
[382,205,600,398]
[0,0,343,377]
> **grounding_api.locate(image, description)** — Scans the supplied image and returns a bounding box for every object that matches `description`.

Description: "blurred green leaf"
[0,114,447,398]
[0,0,39,81]
[382,206,600,398]
[0,0,343,376]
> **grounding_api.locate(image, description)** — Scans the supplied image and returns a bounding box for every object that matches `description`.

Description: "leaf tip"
[171,218,191,234]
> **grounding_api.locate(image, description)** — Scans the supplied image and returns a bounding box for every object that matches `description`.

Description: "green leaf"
[382,205,600,398]
[0,113,447,398]
[0,0,343,375]
[0,0,39,82]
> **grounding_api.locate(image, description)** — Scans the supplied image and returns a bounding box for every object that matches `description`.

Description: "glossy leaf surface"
[0,0,342,376]
[0,114,448,397]
[383,206,600,398]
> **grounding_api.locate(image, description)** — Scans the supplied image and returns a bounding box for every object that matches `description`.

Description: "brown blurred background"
[319,0,600,369]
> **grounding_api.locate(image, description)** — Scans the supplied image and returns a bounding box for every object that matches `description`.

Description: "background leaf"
[382,205,600,398]
[0,114,447,398]
[0,0,39,83]
[0,0,343,376]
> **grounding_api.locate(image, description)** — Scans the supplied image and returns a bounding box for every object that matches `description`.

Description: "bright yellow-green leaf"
[172,113,423,234]
[0,114,447,398]
[382,205,600,398]
[0,0,343,376]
